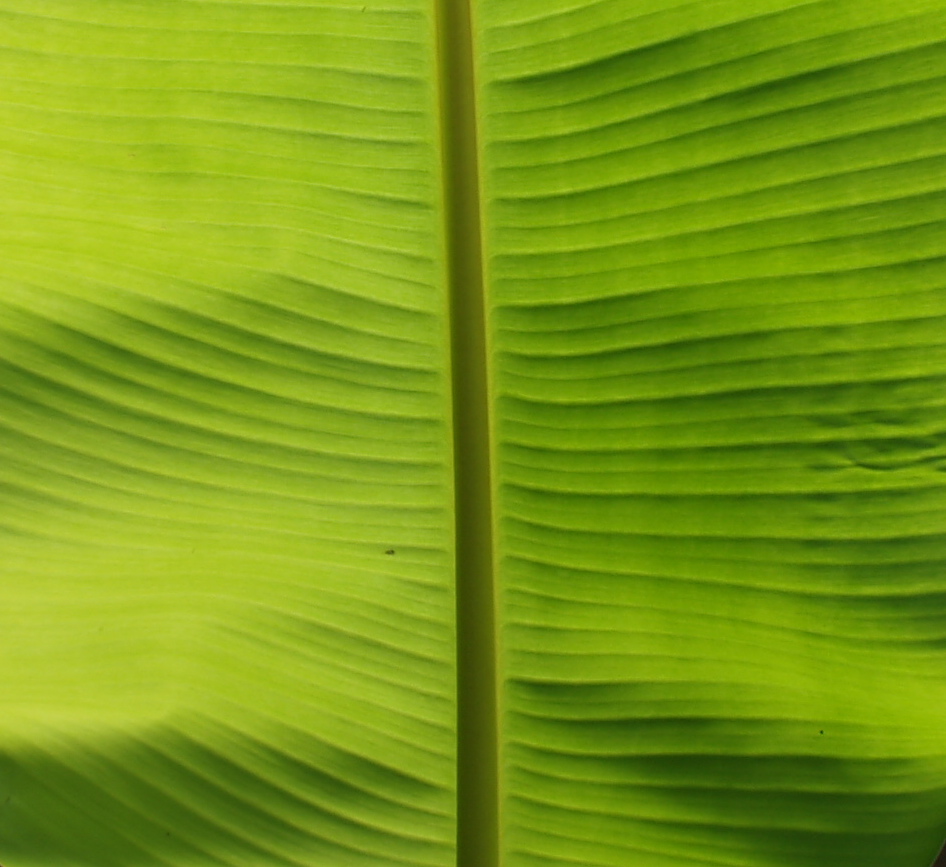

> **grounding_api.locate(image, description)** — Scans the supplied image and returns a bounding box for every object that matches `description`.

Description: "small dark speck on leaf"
[819,730,824,735]
[385,549,395,555]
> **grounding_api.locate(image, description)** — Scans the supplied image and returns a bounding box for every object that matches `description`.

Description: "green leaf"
[2,1,946,867]
[0,2,455,865]
[476,2,946,865]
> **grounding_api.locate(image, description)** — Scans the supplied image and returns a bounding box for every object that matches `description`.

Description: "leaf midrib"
[435,0,499,865]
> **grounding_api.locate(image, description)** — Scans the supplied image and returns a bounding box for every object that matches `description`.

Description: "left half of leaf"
[0,2,455,865]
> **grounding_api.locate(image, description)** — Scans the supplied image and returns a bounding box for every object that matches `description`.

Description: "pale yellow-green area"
[0,1,456,865]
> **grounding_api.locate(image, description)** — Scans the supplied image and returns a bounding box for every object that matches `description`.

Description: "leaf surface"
[2,1,946,866]
[0,1,456,865]
[473,1,946,865]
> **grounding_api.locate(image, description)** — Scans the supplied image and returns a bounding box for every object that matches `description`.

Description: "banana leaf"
[1,1,945,866]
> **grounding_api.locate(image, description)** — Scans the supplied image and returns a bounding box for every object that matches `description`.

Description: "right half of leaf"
[472,2,946,865]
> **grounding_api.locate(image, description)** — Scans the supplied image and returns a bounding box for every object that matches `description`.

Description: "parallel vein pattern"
[0,2,454,865]
[474,2,946,866]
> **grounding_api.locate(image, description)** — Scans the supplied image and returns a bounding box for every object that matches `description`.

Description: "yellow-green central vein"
[434,0,498,865]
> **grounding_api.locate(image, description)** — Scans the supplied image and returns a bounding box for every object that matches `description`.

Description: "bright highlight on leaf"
[1,1,945,866]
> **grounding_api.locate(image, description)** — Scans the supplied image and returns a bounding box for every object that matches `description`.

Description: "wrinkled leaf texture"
[1,1,945,866]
